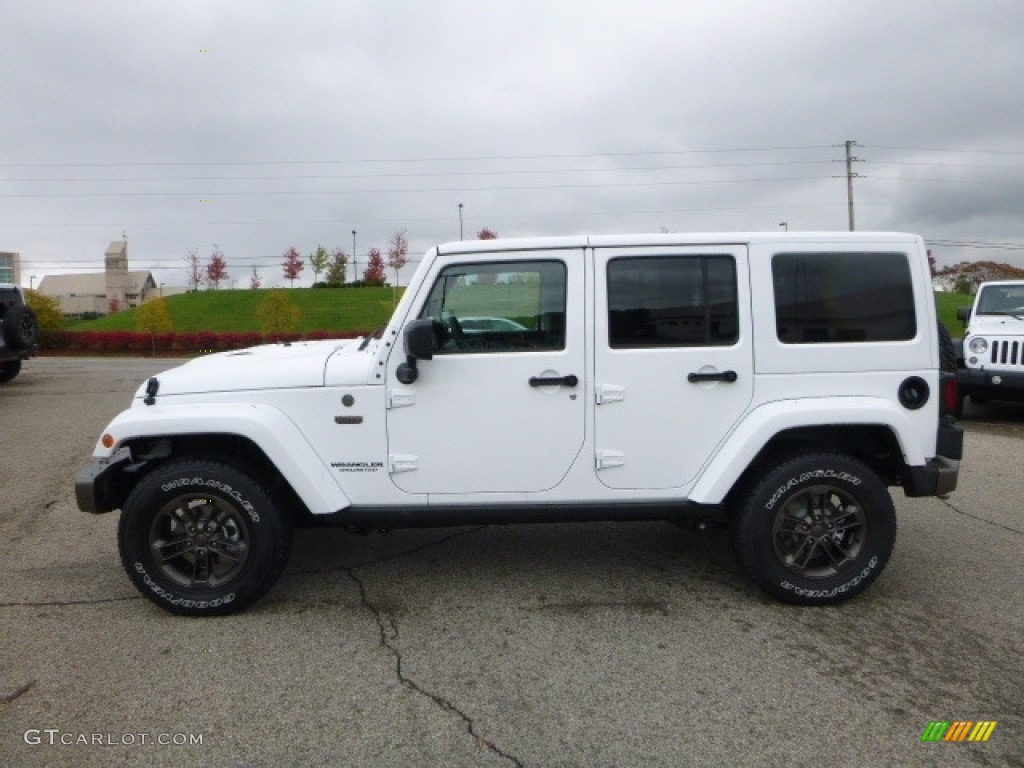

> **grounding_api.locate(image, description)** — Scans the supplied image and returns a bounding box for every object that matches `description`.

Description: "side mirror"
[956,307,971,325]
[395,319,441,385]
[404,318,439,360]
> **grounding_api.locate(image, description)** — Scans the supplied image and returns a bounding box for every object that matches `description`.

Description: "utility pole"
[839,140,863,231]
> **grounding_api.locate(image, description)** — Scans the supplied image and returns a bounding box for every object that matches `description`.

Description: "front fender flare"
[92,402,351,515]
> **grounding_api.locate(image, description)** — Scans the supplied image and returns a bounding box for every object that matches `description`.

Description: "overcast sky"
[3,0,1023,288]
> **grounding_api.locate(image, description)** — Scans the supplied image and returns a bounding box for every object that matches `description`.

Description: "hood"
[134,339,373,399]
[968,314,1024,336]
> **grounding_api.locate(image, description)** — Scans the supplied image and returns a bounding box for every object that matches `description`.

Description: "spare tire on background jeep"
[0,284,39,384]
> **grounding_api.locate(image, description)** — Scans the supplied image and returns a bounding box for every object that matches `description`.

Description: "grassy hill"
[70,287,404,334]
[68,286,973,338]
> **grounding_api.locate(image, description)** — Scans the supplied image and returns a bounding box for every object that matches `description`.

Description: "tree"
[135,297,174,356]
[24,290,64,329]
[249,267,263,290]
[325,247,348,286]
[185,249,202,291]
[282,246,304,287]
[257,289,301,339]
[477,227,498,240]
[387,229,409,287]
[309,245,329,285]
[927,249,936,277]
[205,245,228,289]
[363,248,387,285]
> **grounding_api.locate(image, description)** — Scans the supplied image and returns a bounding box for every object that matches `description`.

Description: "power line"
[0,144,835,169]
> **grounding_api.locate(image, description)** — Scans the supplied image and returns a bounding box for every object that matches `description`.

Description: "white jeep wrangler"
[956,280,1024,413]
[76,233,963,615]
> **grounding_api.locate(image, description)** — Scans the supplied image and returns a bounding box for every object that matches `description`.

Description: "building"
[38,239,157,316]
[0,251,21,285]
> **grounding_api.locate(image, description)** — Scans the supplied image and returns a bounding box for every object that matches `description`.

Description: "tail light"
[940,372,958,417]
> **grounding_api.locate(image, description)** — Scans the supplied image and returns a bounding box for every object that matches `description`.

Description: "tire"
[0,359,21,383]
[118,459,292,616]
[937,322,957,373]
[732,453,896,605]
[2,304,38,350]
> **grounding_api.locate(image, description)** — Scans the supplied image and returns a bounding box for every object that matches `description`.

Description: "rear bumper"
[904,457,960,498]
[903,418,962,498]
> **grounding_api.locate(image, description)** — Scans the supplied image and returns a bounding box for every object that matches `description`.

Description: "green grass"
[69,287,404,334]
[68,286,975,338]
[936,291,972,336]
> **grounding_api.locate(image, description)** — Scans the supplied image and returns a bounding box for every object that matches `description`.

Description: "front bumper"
[75,452,132,514]
[957,367,1024,402]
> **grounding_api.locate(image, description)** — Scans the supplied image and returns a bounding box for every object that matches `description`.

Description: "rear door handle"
[529,374,579,388]
[687,370,738,383]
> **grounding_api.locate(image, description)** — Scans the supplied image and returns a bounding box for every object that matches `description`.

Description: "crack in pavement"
[344,566,523,768]
[1,527,486,610]
[1,680,36,705]
[941,497,1023,534]
[0,595,141,608]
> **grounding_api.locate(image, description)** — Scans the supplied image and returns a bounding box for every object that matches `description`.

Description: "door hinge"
[387,389,416,409]
[596,450,626,470]
[388,453,418,473]
[596,384,625,405]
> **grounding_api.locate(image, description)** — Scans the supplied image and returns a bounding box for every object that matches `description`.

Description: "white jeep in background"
[956,280,1024,414]
[76,232,963,615]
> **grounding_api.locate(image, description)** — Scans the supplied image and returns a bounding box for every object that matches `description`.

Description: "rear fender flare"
[688,397,921,504]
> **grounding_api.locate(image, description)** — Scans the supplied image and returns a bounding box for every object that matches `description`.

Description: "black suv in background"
[0,284,38,383]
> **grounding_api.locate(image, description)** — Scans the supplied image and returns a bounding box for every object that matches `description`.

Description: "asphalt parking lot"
[2,357,1021,767]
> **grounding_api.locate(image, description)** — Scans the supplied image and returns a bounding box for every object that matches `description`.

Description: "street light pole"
[458,203,464,240]
[779,222,788,231]
[351,230,357,282]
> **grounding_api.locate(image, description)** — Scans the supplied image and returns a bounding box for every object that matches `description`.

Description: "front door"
[386,249,586,495]
[593,245,753,490]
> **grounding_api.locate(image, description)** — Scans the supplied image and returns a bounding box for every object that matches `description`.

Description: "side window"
[418,260,566,354]
[772,252,916,343]
[607,255,738,348]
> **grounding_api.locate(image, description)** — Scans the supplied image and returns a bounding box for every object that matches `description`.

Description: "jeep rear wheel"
[118,459,292,616]
[733,453,896,605]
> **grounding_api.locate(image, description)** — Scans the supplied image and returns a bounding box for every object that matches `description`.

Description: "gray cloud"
[3,0,1023,287]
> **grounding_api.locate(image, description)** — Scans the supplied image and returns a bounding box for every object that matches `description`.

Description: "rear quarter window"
[772,251,916,344]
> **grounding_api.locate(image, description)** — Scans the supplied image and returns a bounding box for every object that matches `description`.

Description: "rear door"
[593,245,753,490]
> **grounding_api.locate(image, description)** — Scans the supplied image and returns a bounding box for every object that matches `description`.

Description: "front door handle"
[687,370,738,383]
[529,374,579,388]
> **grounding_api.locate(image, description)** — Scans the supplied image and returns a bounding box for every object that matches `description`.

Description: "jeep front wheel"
[118,459,292,616]
[733,453,896,605]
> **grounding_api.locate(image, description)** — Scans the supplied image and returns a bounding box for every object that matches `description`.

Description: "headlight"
[968,336,988,354]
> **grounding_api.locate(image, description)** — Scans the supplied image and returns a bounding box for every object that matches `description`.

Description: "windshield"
[977,285,1024,316]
